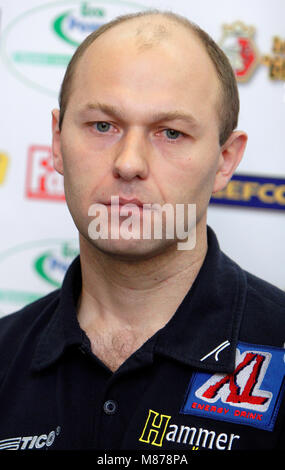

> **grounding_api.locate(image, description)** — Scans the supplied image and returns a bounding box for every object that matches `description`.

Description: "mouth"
[101,196,146,208]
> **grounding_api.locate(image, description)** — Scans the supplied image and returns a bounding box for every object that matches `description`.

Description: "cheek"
[153,148,220,205]
[61,136,110,198]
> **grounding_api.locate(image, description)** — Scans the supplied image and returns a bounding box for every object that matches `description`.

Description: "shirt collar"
[32,255,84,371]
[154,226,247,373]
[32,226,247,373]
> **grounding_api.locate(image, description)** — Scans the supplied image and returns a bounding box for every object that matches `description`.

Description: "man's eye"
[94,122,111,132]
[164,129,182,140]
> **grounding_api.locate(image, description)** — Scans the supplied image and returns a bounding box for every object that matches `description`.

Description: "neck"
[77,221,208,335]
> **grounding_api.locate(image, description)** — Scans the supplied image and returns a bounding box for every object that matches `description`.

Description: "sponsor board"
[0,153,9,185]
[0,239,78,315]
[0,0,147,96]
[210,173,285,211]
[219,21,285,83]
[25,145,65,201]
[219,21,259,82]
[261,35,285,81]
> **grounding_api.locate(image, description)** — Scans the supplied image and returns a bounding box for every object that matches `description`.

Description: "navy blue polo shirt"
[0,226,284,452]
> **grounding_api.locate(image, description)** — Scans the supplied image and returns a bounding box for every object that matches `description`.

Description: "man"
[0,9,284,452]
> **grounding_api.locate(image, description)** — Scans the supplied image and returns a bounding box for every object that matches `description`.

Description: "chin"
[88,237,178,261]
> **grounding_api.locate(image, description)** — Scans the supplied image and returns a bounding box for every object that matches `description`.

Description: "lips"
[102,197,145,207]
[118,197,144,207]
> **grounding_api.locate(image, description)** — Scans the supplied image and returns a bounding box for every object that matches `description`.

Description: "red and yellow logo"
[219,21,259,82]
[219,20,285,82]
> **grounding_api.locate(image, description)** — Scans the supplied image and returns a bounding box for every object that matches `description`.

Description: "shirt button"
[103,400,117,415]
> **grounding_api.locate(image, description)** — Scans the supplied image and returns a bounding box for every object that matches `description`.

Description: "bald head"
[83,14,183,58]
[118,16,172,52]
[58,10,239,145]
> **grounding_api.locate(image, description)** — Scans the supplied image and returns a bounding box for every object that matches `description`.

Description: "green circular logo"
[0,239,79,316]
[1,0,147,96]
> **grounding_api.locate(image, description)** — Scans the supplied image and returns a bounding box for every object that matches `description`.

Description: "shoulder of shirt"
[0,289,60,330]
[0,290,60,375]
[245,268,285,310]
[228,254,285,346]
[221,249,285,312]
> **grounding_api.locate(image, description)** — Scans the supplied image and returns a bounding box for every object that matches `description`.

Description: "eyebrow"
[80,102,201,129]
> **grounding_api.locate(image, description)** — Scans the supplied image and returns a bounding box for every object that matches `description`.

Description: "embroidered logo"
[200,340,230,362]
[181,342,285,431]
[139,410,171,447]
[0,426,61,450]
[138,409,241,450]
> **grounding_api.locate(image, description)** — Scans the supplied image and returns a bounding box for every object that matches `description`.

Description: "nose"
[113,128,149,181]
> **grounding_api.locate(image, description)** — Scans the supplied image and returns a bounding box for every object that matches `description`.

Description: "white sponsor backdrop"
[0,0,284,316]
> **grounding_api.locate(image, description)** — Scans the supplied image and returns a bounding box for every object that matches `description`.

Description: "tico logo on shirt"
[181,342,285,431]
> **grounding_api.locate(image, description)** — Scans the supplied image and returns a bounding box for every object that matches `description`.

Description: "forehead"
[68,17,221,119]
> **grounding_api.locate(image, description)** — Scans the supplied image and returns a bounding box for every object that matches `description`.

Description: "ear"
[51,109,64,175]
[212,131,248,193]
